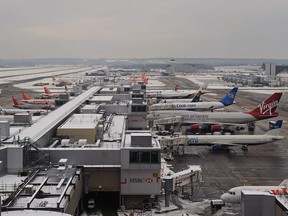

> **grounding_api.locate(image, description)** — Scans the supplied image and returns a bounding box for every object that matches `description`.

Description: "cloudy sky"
[0,0,287,59]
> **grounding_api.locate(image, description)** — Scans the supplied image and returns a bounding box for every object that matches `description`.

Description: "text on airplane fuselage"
[174,104,197,108]
[270,187,288,195]
[187,137,199,144]
[183,114,209,119]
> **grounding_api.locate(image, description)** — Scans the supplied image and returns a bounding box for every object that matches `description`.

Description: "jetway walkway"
[153,116,182,126]
[5,86,101,146]
[161,164,203,207]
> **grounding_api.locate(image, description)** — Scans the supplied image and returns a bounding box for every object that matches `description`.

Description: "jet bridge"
[162,164,203,207]
[153,116,183,126]
[158,136,188,156]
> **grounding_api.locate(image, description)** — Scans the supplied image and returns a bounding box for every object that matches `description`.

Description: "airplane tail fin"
[219,87,238,106]
[52,76,57,81]
[175,85,179,91]
[191,91,202,102]
[64,85,68,92]
[248,92,283,120]
[265,120,283,136]
[12,96,22,106]
[44,87,51,94]
[22,91,31,100]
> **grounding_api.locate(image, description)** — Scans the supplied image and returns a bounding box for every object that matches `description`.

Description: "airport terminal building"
[0,83,162,215]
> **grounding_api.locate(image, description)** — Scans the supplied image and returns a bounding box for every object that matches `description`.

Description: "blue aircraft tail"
[266,120,283,136]
[219,87,238,106]
[270,120,283,130]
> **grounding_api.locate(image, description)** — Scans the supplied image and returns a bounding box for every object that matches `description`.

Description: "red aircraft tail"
[22,91,31,100]
[248,92,283,120]
[44,87,51,94]
[175,85,179,91]
[12,96,22,106]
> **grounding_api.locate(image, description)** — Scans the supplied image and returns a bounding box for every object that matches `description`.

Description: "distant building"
[265,63,288,76]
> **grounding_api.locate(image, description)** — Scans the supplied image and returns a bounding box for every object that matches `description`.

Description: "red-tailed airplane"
[141,72,149,84]
[147,82,210,100]
[22,91,55,104]
[221,179,288,204]
[147,92,283,133]
[12,97,55,110]
[0,105,48,115]
[40,86,69,98]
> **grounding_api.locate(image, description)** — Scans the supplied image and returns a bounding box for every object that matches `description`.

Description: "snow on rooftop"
[59,113,103,129]
[103,115,125,141]
[0,174,26,186]
[123,132,160,149]
[89,95,113,101]
[100,87,118,91]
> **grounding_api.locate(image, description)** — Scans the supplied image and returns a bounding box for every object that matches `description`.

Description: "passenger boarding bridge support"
[162,165,202,207]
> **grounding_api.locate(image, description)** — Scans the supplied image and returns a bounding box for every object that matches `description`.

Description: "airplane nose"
[220,193,229,202]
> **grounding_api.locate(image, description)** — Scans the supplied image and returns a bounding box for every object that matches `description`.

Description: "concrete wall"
[127,115,147,129]
[121,170,161,195]
[41,148,120,166]
[7,146,23,173]
[120,149,161,195]
[57,128,97,144]
[65,173,83,215]
[241,192,275,216]
[112,94,130,101]
[86,168,120,191]
[98,104,128,115]
[0,147,7,174]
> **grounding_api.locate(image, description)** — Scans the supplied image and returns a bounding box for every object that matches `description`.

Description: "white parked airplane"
[0,106,48,115]
[185,120,284,151]
[149,87,238,111]
[147,92,283,132]
[220,179,288,204]
[146,82,209,99]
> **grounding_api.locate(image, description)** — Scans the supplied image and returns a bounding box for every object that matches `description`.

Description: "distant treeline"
[0,58,287,68]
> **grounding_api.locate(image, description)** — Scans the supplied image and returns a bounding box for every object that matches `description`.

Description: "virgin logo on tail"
[258,100,279,115]
[249,92,282,119]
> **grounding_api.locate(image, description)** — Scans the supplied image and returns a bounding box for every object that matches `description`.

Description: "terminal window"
[130,150,160,164]
[131,105,147,112]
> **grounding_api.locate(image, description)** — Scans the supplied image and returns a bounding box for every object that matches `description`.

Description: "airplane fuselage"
[22,99,55,104]
[221,186,280,203]
[147,110,260,124]
[186,134,284,146]
[149,101,225,111]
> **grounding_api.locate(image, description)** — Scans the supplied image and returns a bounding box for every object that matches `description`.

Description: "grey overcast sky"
[0,0,287,59]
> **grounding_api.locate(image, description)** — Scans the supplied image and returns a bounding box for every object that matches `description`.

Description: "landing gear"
[211,145,230,153]
[241,145,248,151]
